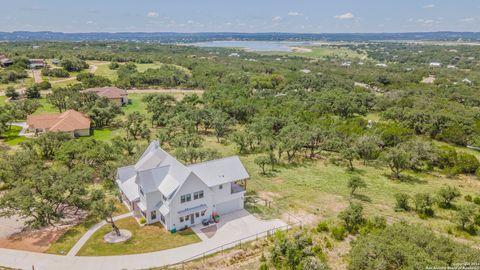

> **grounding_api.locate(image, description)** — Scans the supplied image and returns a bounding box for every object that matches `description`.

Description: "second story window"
[181,194,192,203]
[219,184,223,190]
[193,190,204,200]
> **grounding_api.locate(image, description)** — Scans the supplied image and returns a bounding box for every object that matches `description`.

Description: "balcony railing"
[231,182,246,194]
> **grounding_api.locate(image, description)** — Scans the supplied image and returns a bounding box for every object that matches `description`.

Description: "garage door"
[215,199,243,215]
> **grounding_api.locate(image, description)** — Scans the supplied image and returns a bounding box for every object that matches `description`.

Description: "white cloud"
[288,12,303,16]
[86,21,95,25]
[460,17,475,23]
[423,4,435,9]
[147,11,159,18]
[417,18,436,24]
[334,12,354,20]
[272,16,282,22]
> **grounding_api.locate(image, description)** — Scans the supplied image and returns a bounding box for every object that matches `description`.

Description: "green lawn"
[46,201,130,255]
[0,96,6,105]
[77,217,200,256]
[0,125,26,145]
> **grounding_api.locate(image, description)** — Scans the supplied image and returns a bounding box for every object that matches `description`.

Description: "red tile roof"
[27,110,90,132]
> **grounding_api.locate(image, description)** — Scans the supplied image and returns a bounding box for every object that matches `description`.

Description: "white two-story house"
[116,141,249,231]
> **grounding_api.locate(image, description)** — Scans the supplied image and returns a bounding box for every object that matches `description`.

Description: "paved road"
[0,210,287,270]
[32,69,42,84]
[67,212,132,256]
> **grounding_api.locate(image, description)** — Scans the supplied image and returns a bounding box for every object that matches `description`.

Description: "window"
[181,194,192,203]
[201,210,206,216]
[139,187,144,196]
[180,216,184,222]
[195,212,200,218]
[162,195,167,201]
[219,184,223,190]
[151,211,157,220]
[185,215,190,221]
[194,190,204,200]
[160,214,165,224]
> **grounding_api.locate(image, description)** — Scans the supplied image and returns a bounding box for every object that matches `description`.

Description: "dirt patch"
[200,225,217,239]
[0,209,88,252]
[0,226,66,252]
[257,191,281,202]
[421,75,436,84]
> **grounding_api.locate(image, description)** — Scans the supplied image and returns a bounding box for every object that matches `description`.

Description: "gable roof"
[187,156,250,187]
[117,141,249,201]
[27,110,90,132]
[83,87,127,99]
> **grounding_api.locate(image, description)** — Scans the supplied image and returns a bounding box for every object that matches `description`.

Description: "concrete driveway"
[0,210,287,270]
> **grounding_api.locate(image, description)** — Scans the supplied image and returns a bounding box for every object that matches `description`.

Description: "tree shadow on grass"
[352,193,372,202]
[382,173,427,185]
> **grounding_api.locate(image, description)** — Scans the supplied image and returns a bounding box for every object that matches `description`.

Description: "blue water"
[193,41,314,52]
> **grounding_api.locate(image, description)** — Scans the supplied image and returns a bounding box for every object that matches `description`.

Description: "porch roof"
[177,204,207,215]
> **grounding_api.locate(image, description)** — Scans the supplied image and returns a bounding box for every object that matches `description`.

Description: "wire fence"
[164,220,301,270]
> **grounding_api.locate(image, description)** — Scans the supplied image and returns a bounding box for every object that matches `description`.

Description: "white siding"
[168,174,212,230]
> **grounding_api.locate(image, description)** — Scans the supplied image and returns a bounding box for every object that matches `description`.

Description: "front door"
[190,213,195,225]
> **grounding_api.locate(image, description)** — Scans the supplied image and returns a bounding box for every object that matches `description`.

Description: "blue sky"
[1,0,479,33]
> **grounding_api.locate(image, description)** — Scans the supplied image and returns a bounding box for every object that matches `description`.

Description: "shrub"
[394,193,410,211]
[139,217,146,224]
[109,62,120,70]
[349,223,480,270]
[338,203,365,233]
[465,194,472,202]
[316,222,329,232]
[36,81,51,90]
[474,197,480,205]
[331,226,346,241]
[414,193,434,218]
[436,186,461,209]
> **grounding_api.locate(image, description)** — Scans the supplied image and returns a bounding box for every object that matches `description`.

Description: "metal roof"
[188,156,249,187]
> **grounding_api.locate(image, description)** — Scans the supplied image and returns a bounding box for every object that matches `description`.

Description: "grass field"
[260,46,367,60]
[77,217,200,256]
[200,134,480,245]
[0,125,25,145]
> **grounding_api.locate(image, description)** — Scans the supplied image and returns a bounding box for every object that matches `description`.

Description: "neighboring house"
[29,59,46,69]
[26,110,91,137]
[83,86,129,106]
[0,54,13,67]
[52,58,61,65]
[116,141,249,230]
[375,63,388,68]
[429,62,441,67]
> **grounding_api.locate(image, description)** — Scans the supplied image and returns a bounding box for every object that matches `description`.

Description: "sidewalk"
[66,212,133,256]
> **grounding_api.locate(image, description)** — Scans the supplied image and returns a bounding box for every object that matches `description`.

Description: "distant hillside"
[0,31,479,42]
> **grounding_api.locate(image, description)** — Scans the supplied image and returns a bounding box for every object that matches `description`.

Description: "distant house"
[0,54,13,67]
[229,53,240,57]
[26,110,91,137]
[29,59,46,69]
[83,86,129,106]
[447,65,457,69]
[341,61,351,67]
[429,62,441,67]
[375,63,388,68]
[52,59,61,65]
[116,141,249,230]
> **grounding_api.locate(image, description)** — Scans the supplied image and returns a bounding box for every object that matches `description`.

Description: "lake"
[192,40,316,52]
